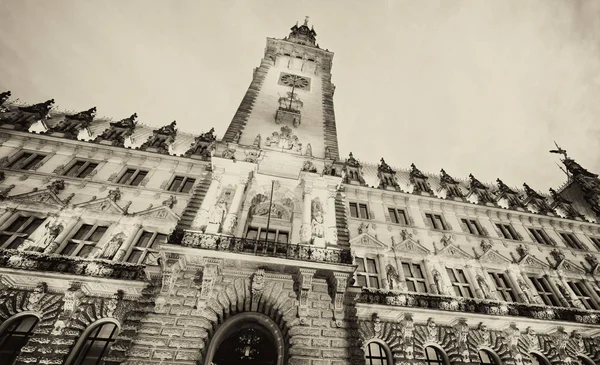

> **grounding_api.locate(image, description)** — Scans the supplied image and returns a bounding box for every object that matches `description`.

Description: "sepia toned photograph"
[0,1,600,364]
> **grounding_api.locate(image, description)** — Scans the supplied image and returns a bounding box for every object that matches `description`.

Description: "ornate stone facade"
[0,20,599,365]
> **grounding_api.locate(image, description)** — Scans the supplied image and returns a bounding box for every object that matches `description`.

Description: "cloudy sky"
[1,0,600,191]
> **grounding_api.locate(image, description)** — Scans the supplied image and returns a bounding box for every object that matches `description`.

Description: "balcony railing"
[179,231,353,265]
[357,288,600,325]
[0,249,146,281]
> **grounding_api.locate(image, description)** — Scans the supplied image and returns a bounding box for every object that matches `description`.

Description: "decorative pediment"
[518,254,549,270]
[477,249,511,265]
[133,206,180,220]
[392,238,430,256]
[436,243,473,260]
[555,259,586,275]
[9,189,65,206]
[74,197,125,214]
[350,233,387,249]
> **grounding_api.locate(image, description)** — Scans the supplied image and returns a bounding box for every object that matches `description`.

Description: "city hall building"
[0,19,599,365]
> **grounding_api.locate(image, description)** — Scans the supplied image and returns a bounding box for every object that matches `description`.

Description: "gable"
[477,249,511,265]
[392,238,430,256]
[518,254,549,270]
[436,243,473,260]
[74,197,125,214]
[350,233,387,249]
[133,206,180,220]
[556,259,586,275]
[10,189,65,206]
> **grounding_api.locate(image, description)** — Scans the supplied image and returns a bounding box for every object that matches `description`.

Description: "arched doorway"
[205,313,285,365]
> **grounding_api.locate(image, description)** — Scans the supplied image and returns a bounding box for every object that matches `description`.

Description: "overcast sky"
[1,0,600,191]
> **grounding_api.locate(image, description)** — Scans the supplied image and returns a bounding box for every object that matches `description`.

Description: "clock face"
[278,73,311,91]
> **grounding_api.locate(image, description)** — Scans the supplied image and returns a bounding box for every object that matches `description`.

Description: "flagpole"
[264,180,275,245]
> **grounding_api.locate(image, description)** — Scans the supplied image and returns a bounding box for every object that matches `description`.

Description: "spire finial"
[549,141,568,159]
[304,16,309,26]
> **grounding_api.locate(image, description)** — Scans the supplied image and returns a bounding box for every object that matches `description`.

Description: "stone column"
[583,280,600,309]
[0,207,16,227]
[546,274,570,307]
[222,175,248,235]
[464,265,484,299]
[326,187,338,245]
[393,255,408,291]
[506,269,527,303]
[300,185,312,243]
[113,224,143,262]
[192,172,222,229]
[377,254,388,289]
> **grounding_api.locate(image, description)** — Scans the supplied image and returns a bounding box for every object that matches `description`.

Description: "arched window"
[69,321,118,365]
[365,341,390,365]
[0,314,39,364]
[530,353,550,365]
[425,346,447,365]
[478,349,500,365]
[578,356,594,365]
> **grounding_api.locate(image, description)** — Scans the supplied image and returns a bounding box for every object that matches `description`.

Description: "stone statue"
[432,269,445,295]
[102,233,125,259]
[386,264,402,290]
[311,199,324,239]
[253,134,261,147]
[209,200,227,225]
[20,220,63,253]
[302,160,317,173]
[232,131,241,143]
[305,143,312,157]
[477,275,493,299]
[108,188,121,202]
[518,279,534,303]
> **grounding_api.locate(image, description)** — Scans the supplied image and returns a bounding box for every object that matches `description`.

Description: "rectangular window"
[126,231,166,265]
[245,226,289,244]
[117,168,148,186]
[168,176,196,193]
[7,152,47,171]
[528,276,560,306]
[559,232,585,250]
[388,208,408,225]
[567,281,598,310]
[0,215,45,249]
[426,213,447,230]
[356,257,380,289]
[589,237,600,251]
[461,218,483,236]
[60,223,109,257]
[349,202,369,219]
[446,267,473,298]
[402,262,428,293]
[488,272,516,302]
[64,160,99,178]
[496,223,520,241]
[528,228,554,246]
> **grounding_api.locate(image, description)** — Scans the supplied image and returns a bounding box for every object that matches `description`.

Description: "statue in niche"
[517,279,534,304]
[209,200,227,226]
[101,233,125,259]
[477,275,493,299]
[20,220,63,253]
[232,131,241,143]
[432,269,445,295]
[386,265,402,290]
[253,134,261,147]
[305,143,312,157]
[311,199,324,239]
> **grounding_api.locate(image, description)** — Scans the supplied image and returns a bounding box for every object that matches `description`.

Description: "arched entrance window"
[0,314,39,365]
[425,346,448,365]
[530,353,550,365]
[364,341,390,365]
[478,349,500,365]
[68,321,119,365]
[206,313,285,365]
[578,356,594,365]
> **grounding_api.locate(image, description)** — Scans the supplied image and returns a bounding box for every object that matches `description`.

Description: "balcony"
[178,231,353,265]
[356,288,600,325]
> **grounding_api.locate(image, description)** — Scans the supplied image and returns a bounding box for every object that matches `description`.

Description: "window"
[496,223,520,240]
[426,213,447,230]
[589,237,600,251]
[365,342,389,365]
[117,168,148,186]
[402,262,428,293]
[64,160,98,178]
[578,356,595,365]
[567,281,598,310]
[530,353,550,365]
[356,257,380,289]
[245,227,289,244]
[167,176,196,193]
[0,215,45,249]
[0,315,39,365]
[60,224,109,257]
[388,208,408,225]
[7,152,47,170]
[349,202,369,219]
[126,231,166,265]
[528,228,554,246]
[461,218,484,236]
[478,350,499,365]
[69,321,118,365]
[559,232,585,250]
[528,276,560,306]
[424,346,447,365]
[488,272,516,302]
[446,267,473,298]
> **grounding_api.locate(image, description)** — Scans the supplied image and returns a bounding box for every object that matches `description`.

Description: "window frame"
[66,319,120,365]
[355,256,381,289]
[245,226,290,244]
[527,227,554,246]
[62,159,101,179]
[166,175,197,193]
[495,222,521,241]
[567,280,599,310]
[58,222,110,257]
[364,340,391,365]
[388,207,409,225]
[115,166,149,186]
[349,202,370,219]
[5,150,49,171]
[588,236,600,251]
[460,218,484,236]
[488,271,517,302]
[478,349,500,365]
[446,267,474,298]
[558,232,586,251]
[0,213,46,250]
[0,313,40,365]
[125,230,166,265]
[424,346,448,365]
[528,276,560,307]
[425,213,447,231]
[401,261,428,293]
